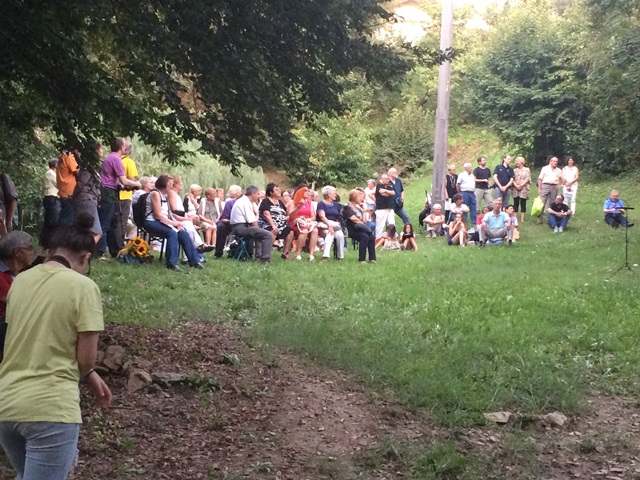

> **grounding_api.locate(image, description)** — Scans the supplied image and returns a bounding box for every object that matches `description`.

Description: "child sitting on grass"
[376,224,403,250]
[401,224,418,251]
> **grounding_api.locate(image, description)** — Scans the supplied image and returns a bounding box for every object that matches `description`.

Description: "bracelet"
[82,368,96,382]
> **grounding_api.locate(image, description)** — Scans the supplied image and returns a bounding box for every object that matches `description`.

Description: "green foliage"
[459,2,587,165]
[0,0,412,171]
[132,138,265,190]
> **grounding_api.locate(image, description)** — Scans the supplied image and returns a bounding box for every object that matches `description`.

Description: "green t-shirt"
[0,264,103,424]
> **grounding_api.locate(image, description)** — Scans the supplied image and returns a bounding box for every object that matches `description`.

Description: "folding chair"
[232,237,252,261]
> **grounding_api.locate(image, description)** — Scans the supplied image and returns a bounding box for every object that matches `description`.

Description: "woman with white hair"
[316,186,345,261]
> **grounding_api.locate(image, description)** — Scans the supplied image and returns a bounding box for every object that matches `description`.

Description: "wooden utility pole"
[431,0,454,209]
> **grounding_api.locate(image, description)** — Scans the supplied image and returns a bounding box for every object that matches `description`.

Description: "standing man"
[388,168,410,226]
[537,156,562,223]
[473,156,492,214]
[456,162,476,224]
[41,158,60,243]
[493,155,515,205]
[375,174,396,238]
[118,141,139,243]
[603,190,634,228]
[56,150,79,225]
[230,185,273,264]
[96,138,141,259]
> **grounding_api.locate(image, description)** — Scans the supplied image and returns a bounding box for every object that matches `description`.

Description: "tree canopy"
[0,0,410,168]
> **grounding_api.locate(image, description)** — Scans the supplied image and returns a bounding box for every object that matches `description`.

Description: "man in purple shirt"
[214,185,242,258]
[96,138,141,258]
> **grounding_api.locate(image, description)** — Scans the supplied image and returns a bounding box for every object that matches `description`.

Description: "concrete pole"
[431,0,454,210]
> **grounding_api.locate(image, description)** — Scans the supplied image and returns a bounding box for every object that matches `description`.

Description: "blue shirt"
[316,201,342,222]
[389,177,404,201]
[603,198,624,213]
[484,211,509,229]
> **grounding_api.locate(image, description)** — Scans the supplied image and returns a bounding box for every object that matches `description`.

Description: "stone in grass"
[538,411,568,427]
[128,368,153,393]
[484,411,513,424]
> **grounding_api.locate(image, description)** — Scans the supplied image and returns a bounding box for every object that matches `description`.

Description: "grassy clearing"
[93,173,640,426]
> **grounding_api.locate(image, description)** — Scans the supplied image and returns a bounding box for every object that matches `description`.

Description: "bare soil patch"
[3,321,634,479]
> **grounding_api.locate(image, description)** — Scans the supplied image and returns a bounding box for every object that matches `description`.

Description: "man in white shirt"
[230,185,273,263]
[456,162,476,224]
[537,156,562,223]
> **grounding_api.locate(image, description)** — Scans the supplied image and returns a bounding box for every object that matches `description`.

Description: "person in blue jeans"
[0,213,112,480]
[547,194,572,233]
[142,175,203,271]
[603,189,634,228]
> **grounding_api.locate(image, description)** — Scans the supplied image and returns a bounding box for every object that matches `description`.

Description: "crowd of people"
[0,140,636,479]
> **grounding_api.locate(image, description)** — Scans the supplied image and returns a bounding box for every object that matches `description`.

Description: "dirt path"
[57,323,640,479]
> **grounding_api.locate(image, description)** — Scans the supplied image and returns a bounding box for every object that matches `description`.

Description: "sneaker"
[309,255,315,261]
[281,253,291,260]
[626,223,635,228]
[478,241,485,248]
[322,257,329,262]
[97,254,111,261]
[553,227,559,233]
[167,264,182,272]
[191,263,205,269]
[508,239,512,245]
[369,260,377,264]
[295,255,302,260]
[359,261,367,264]
[197,244,215,253]
[558,227,564,233]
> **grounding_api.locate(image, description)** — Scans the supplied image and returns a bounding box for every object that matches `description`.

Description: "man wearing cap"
[230,185,273,263]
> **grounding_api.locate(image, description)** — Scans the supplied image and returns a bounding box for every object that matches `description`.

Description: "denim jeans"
[548,214,569,230]
[97,187,121,256]
[0,422,79,480]
[393,205,410,225]
[143,220,200,267]
[461,191,477,224]
[58,197,74,226]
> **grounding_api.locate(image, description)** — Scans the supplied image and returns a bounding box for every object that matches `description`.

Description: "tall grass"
[131,137,265,190]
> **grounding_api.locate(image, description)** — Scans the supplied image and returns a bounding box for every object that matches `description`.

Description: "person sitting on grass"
[143,174,203,271]
[547,194,572,233]
[447,213,468,247]
[449,193,470,223]
[424,204,445,238]
[401,223,418,251]
[505,204,520,241]
[603,189,634,228]
[417,197,431,230]
[479,197,512,246]
[376,224,403,250]
[342,189,376,264]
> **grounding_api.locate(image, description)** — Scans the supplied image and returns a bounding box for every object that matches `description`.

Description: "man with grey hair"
[388,168,410,225]
[456,162,476,224]
[214,185,242,258]
[0,231,33,318]
[375,174,396,238]
[230,185,272,263]
[479,197,513,246]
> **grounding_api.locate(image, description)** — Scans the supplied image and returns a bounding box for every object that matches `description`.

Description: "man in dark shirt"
[214,185,242,258]
[473,156,492,214]
[547,194,572,232]
[493,155,515,205]
[375,174,396,238]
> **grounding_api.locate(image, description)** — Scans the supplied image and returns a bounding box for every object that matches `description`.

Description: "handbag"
[531,196,544,217]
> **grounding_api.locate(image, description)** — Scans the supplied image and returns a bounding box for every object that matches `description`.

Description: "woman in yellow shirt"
[0,213,112,480]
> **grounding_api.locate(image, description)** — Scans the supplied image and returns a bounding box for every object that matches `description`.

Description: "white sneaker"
[295,255,302,260]
[558,227,564,232]
[553,227,559,233]
[309,255,315,261]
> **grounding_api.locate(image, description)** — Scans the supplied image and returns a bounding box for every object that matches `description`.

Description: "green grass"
[93,173,640,426]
